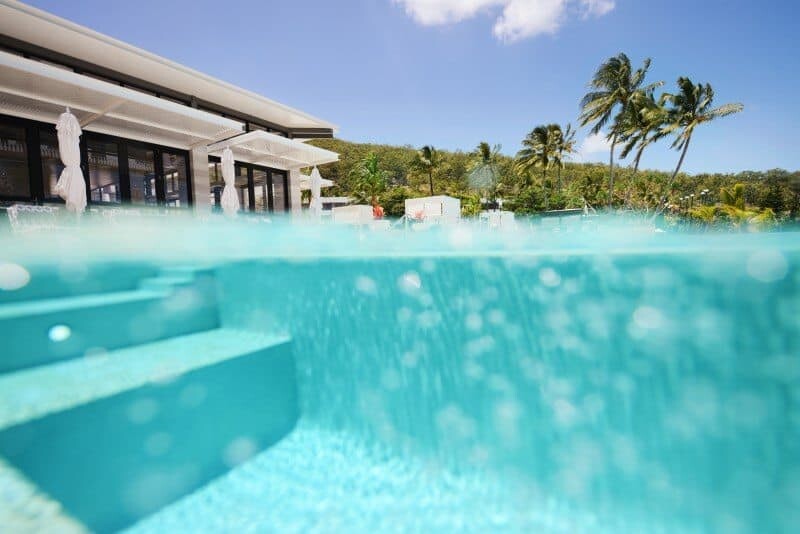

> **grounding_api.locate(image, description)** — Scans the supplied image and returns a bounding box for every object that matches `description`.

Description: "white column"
[190,145,211,212]
[289,168,303,215]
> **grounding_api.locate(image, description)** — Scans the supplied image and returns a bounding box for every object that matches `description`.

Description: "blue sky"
[27,0,800,174]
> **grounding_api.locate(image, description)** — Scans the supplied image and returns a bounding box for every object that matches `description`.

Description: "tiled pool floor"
[129,422,691,534]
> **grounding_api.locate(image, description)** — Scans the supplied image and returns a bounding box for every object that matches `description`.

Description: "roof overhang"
[298,174,335,190]
[0,0,337,134]
[0,50,244,149]
[208,130,339,170]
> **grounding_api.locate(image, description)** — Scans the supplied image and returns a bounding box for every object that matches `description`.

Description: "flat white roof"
[0,50,244,149]
[208,130,339,170]
[0,0,337,133]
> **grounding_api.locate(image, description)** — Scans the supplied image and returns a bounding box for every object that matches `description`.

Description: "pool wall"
[216,249,800,532]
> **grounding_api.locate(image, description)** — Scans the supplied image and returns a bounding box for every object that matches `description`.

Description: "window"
[235,165,249,211]
[209,159,222,211]
[39,130,63,201]
[162,152,189,208]
[271,170,287,212]
[0,122,30,198]
[87,138,121,203]
[253,168,269,212]
[128,145,157,205]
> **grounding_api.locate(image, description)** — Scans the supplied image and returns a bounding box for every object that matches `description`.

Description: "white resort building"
[0,0,339,215]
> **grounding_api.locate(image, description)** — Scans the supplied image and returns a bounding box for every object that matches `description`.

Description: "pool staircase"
[0,265,298,532]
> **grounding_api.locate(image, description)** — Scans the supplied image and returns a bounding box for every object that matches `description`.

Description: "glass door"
[235,164,250,211]
[128,145,157,205]
[86,138,122,204]
[270,170,287,213]
[161,151,189,208]
[253,167,270,212]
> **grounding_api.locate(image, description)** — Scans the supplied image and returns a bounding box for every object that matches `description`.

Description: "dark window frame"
[0,113,192,208]
[208,155,290,213]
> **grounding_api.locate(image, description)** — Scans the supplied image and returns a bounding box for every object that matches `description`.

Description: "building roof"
[0,0,337,135]
[0,50,244,149]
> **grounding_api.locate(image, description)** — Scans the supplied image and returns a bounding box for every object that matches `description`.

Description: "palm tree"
[516,125,560,209]
[349,152,387,205]
[413,145,440,196]
[720,183,746,210]
[551,123,577,192]
[661,77,743,184]
[516,125,550,183]
[579,53,656,206]
[468,141,502,198]
[618,89,667,173]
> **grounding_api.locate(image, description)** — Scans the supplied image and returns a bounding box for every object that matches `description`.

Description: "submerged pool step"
[0,272,219,373]
[0,328,298,533]
[0,262,159,305]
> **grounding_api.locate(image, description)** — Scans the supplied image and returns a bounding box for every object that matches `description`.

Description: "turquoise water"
[1,214,798,532]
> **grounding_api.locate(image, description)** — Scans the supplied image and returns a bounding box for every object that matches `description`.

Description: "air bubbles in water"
[224,437,258,467]
[0,262,30,290]
[746,249,788,283]
[180,383,208,408]
[127,398,159,424]
[398,271,422,293]
[48,324,71,342]
[539,267,561,287]
[355,275,378,295]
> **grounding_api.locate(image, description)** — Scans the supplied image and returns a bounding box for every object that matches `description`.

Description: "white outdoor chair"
[5,204,64,234]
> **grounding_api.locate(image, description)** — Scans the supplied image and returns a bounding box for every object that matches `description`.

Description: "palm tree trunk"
[670,135,692,182]
[557,165,562,193]
[633,145,644,173]
[543,168,548,211]
[653,135,693,219]
[428,170,434,196]
[608,132,617,208]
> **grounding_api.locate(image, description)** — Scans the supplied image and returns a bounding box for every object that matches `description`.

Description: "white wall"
[190,145,211,212]
[289,169,303,215]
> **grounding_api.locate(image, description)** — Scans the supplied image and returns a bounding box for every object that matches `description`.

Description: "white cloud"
[393,0,504,25]
[392,0,615,42]
[577,131,612,161]
[580,0,615,18]
[493,0,565,42]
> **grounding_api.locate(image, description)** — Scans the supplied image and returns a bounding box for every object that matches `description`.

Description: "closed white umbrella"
[54,107,86,213]
[309,166,323,217]
[220,147,239,216]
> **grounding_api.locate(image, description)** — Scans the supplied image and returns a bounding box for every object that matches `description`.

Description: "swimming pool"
[1,215,798,532]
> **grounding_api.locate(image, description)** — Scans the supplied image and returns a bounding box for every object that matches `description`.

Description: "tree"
[515,125,551,207]
[720,183,746,209]
[579,53,656,207]
[551,123,577,192]
[349,152,387,205]
[413,145,441,196]
[468,141,502,200]
[618,89,667,173]
[661,77,743,187]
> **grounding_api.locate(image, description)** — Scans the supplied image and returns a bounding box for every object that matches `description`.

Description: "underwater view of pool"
[0,215,798,533]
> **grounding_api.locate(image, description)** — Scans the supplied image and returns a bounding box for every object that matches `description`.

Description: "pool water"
[0,215,798,533]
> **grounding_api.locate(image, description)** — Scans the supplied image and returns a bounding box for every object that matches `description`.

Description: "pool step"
[0,262,158,305]
[0,270,219,373]
[0,328,298,533]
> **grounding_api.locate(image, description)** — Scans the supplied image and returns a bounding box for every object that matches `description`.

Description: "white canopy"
[207,130,339,170]
[297,174,334,191]
[0,50,243,149]
[308,167,323,217]
[53,107,86,213]
[220,147,239,216]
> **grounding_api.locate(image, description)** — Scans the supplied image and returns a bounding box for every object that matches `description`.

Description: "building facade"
[0,0,338,215]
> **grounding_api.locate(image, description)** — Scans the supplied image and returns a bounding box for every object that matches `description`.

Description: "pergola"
[207,130,339,171]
